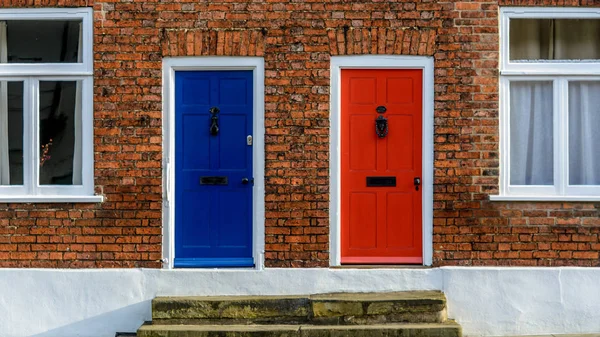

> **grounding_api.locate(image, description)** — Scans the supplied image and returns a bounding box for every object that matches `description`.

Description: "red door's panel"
[349,115,377,171]
[341,69,423,264]
[349,193,377,249]
[386,192,415,249]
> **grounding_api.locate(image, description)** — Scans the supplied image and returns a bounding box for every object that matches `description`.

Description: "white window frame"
[0,8,101,203]
[493,7,600,201]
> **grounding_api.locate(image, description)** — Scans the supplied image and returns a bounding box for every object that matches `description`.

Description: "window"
[497,8,600,200]
[0,8,99,202]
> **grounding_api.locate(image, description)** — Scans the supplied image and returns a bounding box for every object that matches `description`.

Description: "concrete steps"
[138,291,461,337]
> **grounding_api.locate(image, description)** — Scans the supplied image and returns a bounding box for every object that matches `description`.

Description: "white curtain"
[554,20,600,60]
[510,19,600,60]
[510,19,547,60]
[72,22,82,185]
[569,82,600,185]
[510,81,554,185]
[0,21,8,185]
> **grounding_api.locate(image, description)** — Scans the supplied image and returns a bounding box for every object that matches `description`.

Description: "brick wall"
[0,0,599,268]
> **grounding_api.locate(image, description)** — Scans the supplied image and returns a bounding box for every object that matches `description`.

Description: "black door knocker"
[375,105,388,138]
[375,115,388,138]
[209,106,220,136]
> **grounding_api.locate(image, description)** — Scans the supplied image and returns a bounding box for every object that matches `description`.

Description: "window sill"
[0,195,104,203]
[490,195,600,202]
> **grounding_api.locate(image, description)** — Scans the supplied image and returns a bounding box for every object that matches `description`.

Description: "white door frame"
[329,55,434,267]
[162,57,266,269]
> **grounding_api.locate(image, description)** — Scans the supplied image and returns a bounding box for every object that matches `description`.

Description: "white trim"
[500,7,600,75]
[498,77,600,199]
[0,8,93,76]
[0,195,104,203]
[0,8,98,201]
[490,195,600,202]
[498,9,600,200]
[162,57,266,270]
[72,23,84,186]
[329,55,434,267]
[502,7,600,16]
[0,21,8,186]
[0,77,96,197]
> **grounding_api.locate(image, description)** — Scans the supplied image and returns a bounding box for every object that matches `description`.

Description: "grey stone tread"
[140,324,301,332]
[154,291,444,303]
[152,291,447,323]
[152,297,310,321]
[497,335,600,337]
[154,295,307,302]
[310,291,445,303]
[140,322,460,331]
[301,322,460,330]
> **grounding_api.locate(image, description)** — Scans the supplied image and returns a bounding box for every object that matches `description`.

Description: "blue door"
[174,70,254,268]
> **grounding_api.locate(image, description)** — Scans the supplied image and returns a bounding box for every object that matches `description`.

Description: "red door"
[341,69,423,264]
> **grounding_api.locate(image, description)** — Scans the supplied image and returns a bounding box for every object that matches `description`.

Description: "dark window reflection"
[1,81,23,185]
[6,20,81,63]
[39,81,81,185]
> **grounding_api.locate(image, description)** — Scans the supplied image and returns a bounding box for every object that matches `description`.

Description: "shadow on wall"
[29,301,149,337]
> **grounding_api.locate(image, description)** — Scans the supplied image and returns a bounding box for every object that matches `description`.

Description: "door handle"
[414,177,421,191]
[241,178,254,185]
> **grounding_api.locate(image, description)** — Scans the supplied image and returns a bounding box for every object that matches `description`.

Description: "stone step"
[152,295,311,325]
[138,322,462,337]
[310,291,447,325]
[151,291,447,325]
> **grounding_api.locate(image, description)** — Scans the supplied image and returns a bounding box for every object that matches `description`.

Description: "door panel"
[349,77,377,104]
[349,192,378,249]
[175,70,254,268]
[182,115,210,169]
[217,190,250,247]
[386,115,414,170]
[349,115,377,171]
[386,193,414,248]
[341,69,423,264]
[181,192,211,247]
[218,114,248,169]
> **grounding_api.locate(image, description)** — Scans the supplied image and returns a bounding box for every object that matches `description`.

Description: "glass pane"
[6,20,81,63]
[510,81,554,185]
[39,81,82,185]
[569,81,600,185]
[0,81,23,185]
[510,19,600,61]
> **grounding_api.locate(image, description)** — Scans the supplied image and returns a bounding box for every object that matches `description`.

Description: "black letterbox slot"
[200,176,228,185]
[366,176,396,187]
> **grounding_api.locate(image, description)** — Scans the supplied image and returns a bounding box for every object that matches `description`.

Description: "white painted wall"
[1,267,599,337]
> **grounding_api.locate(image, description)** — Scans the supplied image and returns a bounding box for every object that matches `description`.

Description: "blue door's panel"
[181,192,211,247]
[219,78,248,105]
[182,78,211,105]
[218,190,250,247]
[174,70,254,268]
[219,115,248,169]
[182,115,210,169]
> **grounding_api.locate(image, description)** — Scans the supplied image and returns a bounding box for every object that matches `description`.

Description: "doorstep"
[490,332,600,337]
